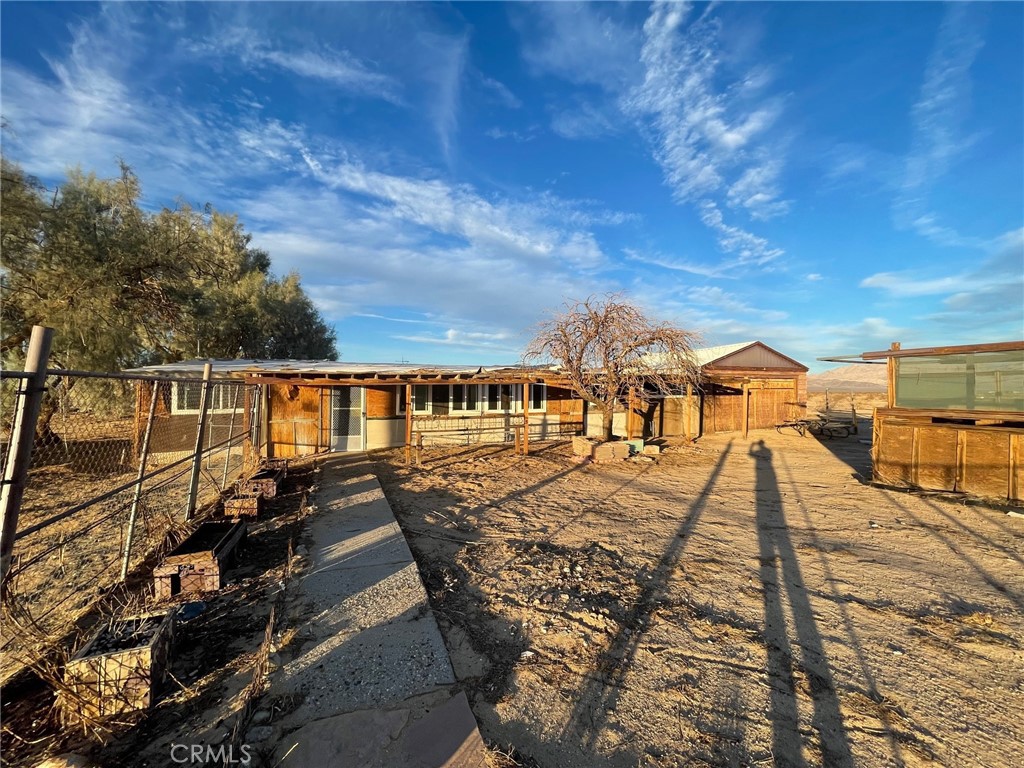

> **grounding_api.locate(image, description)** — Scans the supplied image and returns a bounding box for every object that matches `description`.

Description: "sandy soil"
[374,431,1023,768]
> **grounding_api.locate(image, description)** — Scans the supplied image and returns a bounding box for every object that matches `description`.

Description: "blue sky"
[2,2,1021,372]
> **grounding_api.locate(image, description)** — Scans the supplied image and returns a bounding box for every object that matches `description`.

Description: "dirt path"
[373,431,1023,768]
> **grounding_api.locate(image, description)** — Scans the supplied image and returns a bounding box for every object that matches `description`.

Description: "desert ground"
[374,428,1023,768]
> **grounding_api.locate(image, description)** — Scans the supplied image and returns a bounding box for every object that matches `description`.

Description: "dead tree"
[525,294,701,440]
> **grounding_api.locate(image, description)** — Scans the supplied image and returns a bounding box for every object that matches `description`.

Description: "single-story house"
[860,340,1023,503]
[129,341,807,458]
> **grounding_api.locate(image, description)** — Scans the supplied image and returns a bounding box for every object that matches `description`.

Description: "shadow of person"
[750,439,854,768]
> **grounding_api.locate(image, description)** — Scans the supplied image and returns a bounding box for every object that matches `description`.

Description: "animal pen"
[865,340,1024,503]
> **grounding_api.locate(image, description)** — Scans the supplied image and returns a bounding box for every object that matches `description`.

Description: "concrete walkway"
[263,454,487,767]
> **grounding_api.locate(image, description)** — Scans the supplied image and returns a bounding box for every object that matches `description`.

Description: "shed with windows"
[863,341,1024,503]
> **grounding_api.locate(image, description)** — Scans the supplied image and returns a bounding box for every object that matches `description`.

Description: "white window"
[412,384,430,413]
[485,384,522,412]
[529,383,546,411]
[171,382,245,414]
[451,384,479,411]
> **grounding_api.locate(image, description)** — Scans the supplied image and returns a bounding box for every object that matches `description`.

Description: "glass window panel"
[465,384,477,410]
[413,385,429,411]
[895,350,1024,412]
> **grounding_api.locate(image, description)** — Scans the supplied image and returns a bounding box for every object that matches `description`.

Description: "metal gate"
[330,387,364,452]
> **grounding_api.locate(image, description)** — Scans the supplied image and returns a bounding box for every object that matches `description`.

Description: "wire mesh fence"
[0,371,258,682]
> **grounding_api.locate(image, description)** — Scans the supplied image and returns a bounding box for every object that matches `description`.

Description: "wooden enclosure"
[865,341,1024,503]
[60,611,174,722]
[153,520,247,599]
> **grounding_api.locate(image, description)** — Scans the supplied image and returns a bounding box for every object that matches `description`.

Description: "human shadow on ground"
[749,439,854,767]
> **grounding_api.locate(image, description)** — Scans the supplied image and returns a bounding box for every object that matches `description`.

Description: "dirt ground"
[373,429,1023,768]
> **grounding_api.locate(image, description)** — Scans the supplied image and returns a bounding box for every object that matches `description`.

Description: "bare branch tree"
[524,294,702,440]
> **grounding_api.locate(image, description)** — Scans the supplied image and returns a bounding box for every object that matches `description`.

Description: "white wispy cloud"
[419,31,468,162]
[861,227,1023,336]
[516,2,641,91]
[698,201,783,265]
[623,1,788,265]
[623,248,737,279]
[549,99,621,140]
[480,76,522,109]
[894,3,986,247]
[186,28,403,103]
[687,286,788,321]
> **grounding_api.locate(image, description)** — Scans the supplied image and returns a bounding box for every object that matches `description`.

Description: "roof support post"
[404,384,413,465]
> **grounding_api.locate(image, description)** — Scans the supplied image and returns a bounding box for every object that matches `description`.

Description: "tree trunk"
[602,408,614,441]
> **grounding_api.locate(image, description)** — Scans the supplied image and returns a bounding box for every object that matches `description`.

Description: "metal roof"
[124,359,555,378]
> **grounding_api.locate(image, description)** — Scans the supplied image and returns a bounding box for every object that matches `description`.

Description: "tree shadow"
[556,442,735,755]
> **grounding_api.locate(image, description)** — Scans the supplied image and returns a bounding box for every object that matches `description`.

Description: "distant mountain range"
[807,363,888,392]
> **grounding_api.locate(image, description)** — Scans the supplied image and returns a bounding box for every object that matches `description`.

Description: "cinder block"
[572,436,598,457]
[642,444,661,456]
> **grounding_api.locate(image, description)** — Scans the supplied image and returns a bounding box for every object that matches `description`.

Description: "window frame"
[170,381,245,415]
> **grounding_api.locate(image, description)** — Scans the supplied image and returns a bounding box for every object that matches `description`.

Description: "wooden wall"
[266,384,325,458]
[873,410,1023,502]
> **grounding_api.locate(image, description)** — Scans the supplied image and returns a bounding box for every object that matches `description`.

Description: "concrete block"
[572,436,599,458]
[643,444,661,456]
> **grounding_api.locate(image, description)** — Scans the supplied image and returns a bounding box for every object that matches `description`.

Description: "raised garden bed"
[60,610,174,723]
[153,520,247,599]
[235,465,286,499]
[224,493,262,518]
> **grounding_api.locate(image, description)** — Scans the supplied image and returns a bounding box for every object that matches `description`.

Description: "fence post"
[121,380,160,580]
[0,325,54,584]
[186,363,214,521]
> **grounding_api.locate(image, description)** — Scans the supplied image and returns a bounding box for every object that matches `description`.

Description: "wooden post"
[404,384,413,465]
[742,382,750,439]
[259,382,270,460]
[523,384,530,456]
[0,325,53,585]
[186,363,214,521]
[121,381,160,580]
[685,383,693,440]
[887,341,900,408]
[416,432,424,466]
[625,389,632,441]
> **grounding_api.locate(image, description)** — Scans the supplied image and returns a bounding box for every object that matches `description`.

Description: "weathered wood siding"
[267,384,324,458]
[873,410,1023,502]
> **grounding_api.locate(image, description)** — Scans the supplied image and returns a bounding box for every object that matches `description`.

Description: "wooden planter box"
[236,465,286,499]
[153,520,247,599]
[60,610,174,722]
[224,493,262,518]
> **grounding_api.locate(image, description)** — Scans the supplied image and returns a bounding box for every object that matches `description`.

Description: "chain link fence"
[0,370,258,682]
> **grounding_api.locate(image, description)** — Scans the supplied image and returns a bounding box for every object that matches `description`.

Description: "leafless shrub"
[525,294,702,440]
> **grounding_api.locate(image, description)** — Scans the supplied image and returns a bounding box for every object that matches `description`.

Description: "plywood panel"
[707,391,744,433]
[913,426,958,492]
[875,422,915,486]
[365,386,397,418]
[267,384,322,458]
[960,431,1010,499]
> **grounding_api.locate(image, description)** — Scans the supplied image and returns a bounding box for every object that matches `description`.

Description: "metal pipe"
[120,380,160,580]
[0,326,54,584]
[186,363,214,520]
[221,384,242,490]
